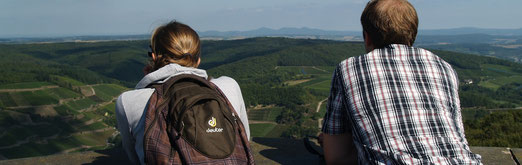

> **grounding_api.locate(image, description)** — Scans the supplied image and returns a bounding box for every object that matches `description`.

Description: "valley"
[0,37,520,161]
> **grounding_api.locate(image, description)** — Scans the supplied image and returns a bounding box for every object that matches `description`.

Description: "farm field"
[0,82,53,89]
[0,79,127,159]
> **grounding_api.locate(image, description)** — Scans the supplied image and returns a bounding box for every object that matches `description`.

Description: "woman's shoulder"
[210,76,241,90]
[117,88,155,112]
[118,88,155,103]
[211,76,237,83]
[116,88,155,129]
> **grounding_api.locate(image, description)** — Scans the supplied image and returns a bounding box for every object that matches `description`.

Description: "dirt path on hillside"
[316,98,328,113]
[0,85,59,92]
[78,97,116,113]
[312,66,328,73]
[316,98,327,129]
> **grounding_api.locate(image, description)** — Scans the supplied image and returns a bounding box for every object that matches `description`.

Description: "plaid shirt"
[322,44,482,164]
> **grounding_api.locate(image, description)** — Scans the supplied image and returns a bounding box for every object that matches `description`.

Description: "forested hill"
[1,37,521,109]
[0,37,521,160]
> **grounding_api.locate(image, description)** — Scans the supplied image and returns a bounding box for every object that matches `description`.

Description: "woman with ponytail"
[115,21,250,164]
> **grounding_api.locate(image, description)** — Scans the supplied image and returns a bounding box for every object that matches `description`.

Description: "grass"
[248,107,283,121]
[32,124,61,137]
[50,75,85,86]
[305,80,331,92]
[0,132,20,147]
[249,123,277,137]
[0,124,61,147]
[71,129,114,146]
[1,87,79,108]
[13,91,59,106]
[54,104,80,115]
[64,98,97,111]
[0,127,115,159]
[91,84,127,101]
[0,127,34,147]
[0,82,53,89]
[299,75,331,87]
[98,102,116,115]
[478,75,522,90]
[76,122,107,132]
[277,66,332,75]
[482,64,519,75]
[0,111,17,126]
[0,92,17,107]
[302,66,329,74]
[265,124,289,138]
[248,123,291,138]
[43,87,81,99]
[461,108,493,121]
[7,92,27,107]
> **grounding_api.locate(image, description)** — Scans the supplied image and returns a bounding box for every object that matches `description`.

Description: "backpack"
[143,74,255,165]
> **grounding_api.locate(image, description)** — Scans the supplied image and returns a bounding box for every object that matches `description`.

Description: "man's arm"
[320,65,358,164]
[323,132,358,164]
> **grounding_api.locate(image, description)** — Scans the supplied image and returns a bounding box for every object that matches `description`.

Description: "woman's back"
[115,21,250,164]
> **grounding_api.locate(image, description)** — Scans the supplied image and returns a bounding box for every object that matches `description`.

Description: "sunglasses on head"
[148,45,153,57]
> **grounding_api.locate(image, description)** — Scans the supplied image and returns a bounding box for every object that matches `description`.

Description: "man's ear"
[363,31,374,53]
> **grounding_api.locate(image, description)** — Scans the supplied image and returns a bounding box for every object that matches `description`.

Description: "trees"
[464,110,522,147]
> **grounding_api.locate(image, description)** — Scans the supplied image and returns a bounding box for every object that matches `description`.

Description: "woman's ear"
[196,58,201,67]
[151,53,157,61]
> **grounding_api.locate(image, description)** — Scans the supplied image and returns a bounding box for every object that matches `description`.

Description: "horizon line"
[2,26,522,39]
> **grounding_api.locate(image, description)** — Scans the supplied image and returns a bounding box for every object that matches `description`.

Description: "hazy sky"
[1,0,521,37]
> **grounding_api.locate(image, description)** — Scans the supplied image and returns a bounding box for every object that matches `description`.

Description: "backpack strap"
[209,81,255,164]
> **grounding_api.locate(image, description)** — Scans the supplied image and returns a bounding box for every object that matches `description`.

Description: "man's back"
[323,44,482,164]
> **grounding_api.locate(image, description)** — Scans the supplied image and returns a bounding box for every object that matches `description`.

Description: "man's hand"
[318,133,324,147]
[323,133,358,164]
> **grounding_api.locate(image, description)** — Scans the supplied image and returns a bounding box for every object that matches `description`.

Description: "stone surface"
[0,139,520,165]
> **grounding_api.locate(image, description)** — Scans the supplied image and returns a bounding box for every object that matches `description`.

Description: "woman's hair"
[360,0,418,48]
[150,21,201,71]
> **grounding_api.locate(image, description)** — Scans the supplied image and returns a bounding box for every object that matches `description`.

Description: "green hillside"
[0,78,127,159]
[0,37,521,160]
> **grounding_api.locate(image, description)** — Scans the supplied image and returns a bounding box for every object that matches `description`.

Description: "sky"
[1,0,521,37]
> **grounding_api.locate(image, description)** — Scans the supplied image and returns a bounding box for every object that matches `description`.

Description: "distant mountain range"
[2,27,522,43]
[199,27,522,37]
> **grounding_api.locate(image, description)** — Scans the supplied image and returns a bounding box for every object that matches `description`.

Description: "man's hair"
[361,0,418,48]
[150,21,201,70]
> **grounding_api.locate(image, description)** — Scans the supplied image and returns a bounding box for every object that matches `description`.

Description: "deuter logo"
[208,117,217,127]
[206,116,223,133]
[206,127,223,133]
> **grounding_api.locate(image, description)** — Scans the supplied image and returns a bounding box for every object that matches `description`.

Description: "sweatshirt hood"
[135,63,208,89]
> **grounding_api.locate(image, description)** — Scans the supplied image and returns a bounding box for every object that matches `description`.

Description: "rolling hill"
[0,37,521,160]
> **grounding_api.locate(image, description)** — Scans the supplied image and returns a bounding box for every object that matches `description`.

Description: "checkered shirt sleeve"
[321,65,349,135]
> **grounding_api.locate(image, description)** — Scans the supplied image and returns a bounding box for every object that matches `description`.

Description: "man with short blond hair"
[321,0,482,164]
